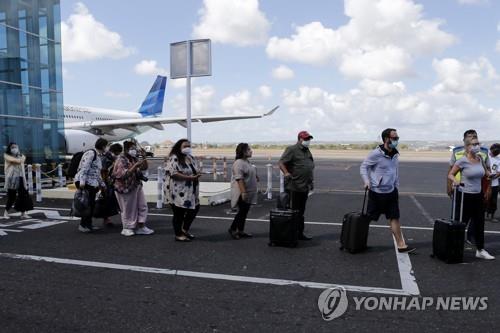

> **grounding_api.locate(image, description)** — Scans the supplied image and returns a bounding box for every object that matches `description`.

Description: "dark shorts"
[367,189,400,221]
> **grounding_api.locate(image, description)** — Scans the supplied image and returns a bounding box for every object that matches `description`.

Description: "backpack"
[67,149,97,178]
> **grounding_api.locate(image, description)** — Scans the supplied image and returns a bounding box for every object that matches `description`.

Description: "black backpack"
[67,149,97,178]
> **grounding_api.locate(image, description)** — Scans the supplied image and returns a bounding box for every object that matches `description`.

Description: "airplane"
[62,75,278,154]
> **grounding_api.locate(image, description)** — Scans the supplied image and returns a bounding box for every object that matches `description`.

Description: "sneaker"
[1,210,10,220]
[135,226,154,235]
[78,225,91,233]
[20,213,31,219]
[476,249,495,260]
[121,228,135,236]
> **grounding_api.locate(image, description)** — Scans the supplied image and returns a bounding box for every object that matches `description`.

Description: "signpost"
[170,39,212,142]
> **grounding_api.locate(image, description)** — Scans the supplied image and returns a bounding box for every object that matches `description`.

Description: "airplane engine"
[62,130,100,154]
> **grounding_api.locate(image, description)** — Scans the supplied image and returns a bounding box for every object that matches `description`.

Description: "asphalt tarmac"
[1,158,500,332]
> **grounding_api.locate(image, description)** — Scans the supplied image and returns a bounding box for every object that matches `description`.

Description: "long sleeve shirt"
[74,149,105,188]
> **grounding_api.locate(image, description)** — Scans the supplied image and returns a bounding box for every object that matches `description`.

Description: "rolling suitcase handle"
[451,184,465,223]
[361,187,368,216]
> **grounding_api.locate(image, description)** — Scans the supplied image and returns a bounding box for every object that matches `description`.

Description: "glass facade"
[0,0,64,164]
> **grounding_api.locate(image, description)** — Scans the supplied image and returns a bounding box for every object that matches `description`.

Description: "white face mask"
[181,147,192,155]
[470,145,481,154]
[128,149,137,157]
[11,148,19,155]
[302,140,311,147]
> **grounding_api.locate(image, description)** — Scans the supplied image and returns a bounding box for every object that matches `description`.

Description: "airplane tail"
[138,75,167,117]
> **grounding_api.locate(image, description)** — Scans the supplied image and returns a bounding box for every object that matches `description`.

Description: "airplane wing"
[64,106,279,134]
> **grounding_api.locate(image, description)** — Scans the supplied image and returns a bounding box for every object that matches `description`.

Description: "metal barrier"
[197,156,228,181]
[27,164,33,194]
[35,164,42,202]
[156,166,164,209]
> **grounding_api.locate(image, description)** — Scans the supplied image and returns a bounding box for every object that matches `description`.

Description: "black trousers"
[290,191,308,235]
[230,197,251,231]
[460,192,486,250]
[171,204,200,237]
[486,186,499,215]
[6,189,17,211]
[80,186,98,228]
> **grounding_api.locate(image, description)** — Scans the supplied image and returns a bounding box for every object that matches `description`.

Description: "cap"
[298,131,313,140]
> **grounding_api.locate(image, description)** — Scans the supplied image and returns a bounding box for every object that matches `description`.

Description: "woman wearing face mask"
[228,143,258,239]
[2,143,31,219]
[113,141,154,237]
[99,143,123,227]
[164,139,201,242]
[449,137,495,260]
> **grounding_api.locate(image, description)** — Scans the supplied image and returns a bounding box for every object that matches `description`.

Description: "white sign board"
[170,39,211,79]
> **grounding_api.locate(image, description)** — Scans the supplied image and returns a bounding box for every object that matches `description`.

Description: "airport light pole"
[170,39,211,142]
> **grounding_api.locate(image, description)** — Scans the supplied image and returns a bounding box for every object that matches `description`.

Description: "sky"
[60,0,500,144]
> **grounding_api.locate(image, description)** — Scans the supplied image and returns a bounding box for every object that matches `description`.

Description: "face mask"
[11,148,19,155]
[471,145,480,154]
[302,140,311,147]
[389,140,399,149]
[128,149,137,157]
[181,147,192,155]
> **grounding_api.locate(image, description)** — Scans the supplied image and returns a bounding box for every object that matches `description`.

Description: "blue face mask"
[389,140,399,149]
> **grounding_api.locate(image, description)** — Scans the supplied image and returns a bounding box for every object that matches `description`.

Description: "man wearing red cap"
[278,131,315,240]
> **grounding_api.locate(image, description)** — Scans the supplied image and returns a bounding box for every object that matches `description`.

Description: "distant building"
[0,0,64,163]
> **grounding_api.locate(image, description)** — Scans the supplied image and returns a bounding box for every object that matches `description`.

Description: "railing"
[0,157,282,205]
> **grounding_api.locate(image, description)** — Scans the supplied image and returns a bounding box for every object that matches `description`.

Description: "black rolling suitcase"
[432,187,466,264]
[340,188,371,253]
[269,209,300,247]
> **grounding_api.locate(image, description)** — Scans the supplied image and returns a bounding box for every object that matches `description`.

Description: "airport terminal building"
[0,0,64,163]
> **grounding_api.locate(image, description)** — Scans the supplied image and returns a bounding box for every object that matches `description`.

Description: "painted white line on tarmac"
[0,252,411,296]
[393,236,420,296]
[409,195,434,224]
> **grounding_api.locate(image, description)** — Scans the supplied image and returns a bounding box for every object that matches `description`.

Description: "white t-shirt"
[490,153,500,187]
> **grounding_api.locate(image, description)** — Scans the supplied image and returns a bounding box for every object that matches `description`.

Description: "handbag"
[480,157,492,204]
[14,178,33,212]
[71,189,91,217]
[93,187,119,218]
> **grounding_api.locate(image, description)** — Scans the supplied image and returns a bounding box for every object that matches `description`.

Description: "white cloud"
[266,0,456,80]
[220,89,270,115]
[192,0,270,46]
[169,78,188,89]
[259,85,272,98]
[134,60,168,76]
[61,2,134,62]
[432,57,499,94]
[358,79,406,97]
[104,91,131,99]
[221,90,252,114]
[169,85,216,116]
[192,85,216,114]
[457,0,489,5]
[281,80,500,140]
[272,65,295,80]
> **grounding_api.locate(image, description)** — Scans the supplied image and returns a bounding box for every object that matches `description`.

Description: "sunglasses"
[389,136,400,141]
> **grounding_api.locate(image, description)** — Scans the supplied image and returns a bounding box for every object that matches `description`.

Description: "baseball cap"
[298,131,313,140]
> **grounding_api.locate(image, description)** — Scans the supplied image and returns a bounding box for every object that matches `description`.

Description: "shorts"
[367,189,400,221]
